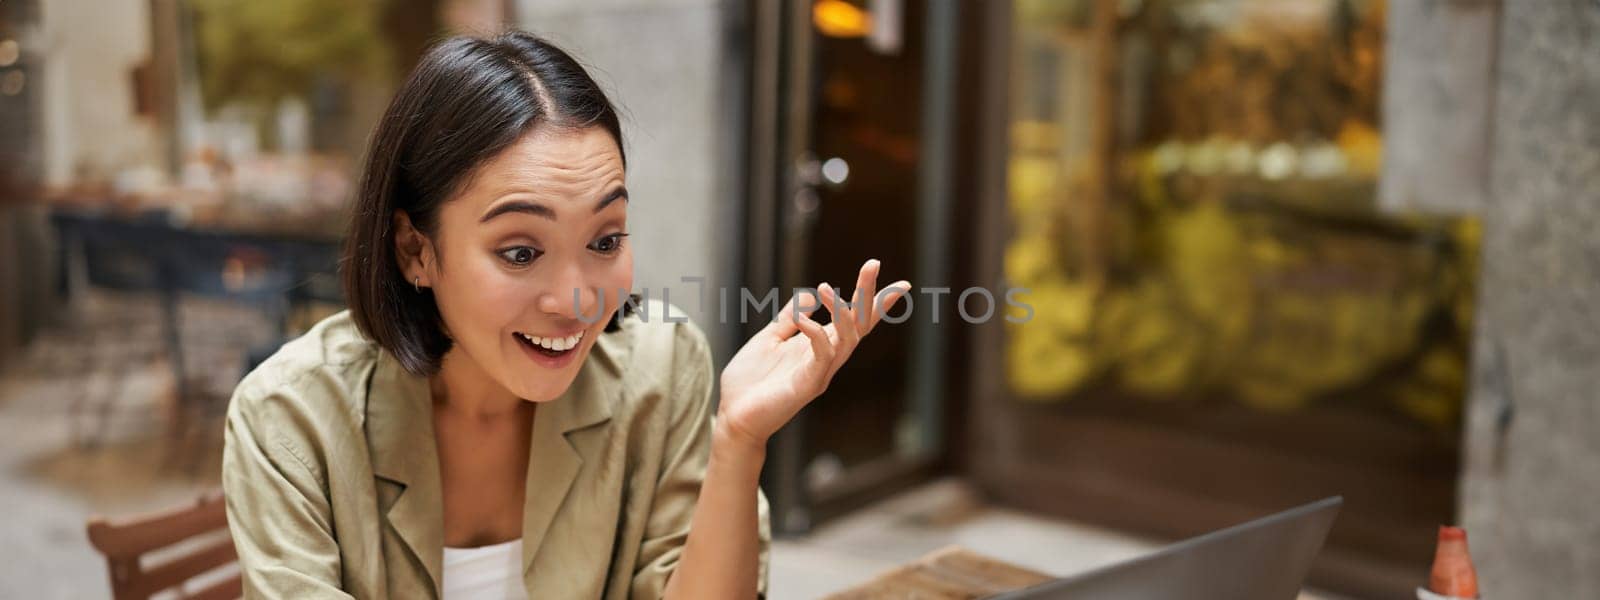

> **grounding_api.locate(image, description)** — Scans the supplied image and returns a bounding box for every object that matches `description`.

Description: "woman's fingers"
[764,288,821,339]
[868,280,912,333]
[793,311,834,371]
[854,260,880,331]
[779,261,909,389]
[819,283,860,353]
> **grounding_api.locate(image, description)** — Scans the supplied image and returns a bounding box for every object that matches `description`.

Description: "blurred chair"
[50,211,192,450]
[85,490,241,600]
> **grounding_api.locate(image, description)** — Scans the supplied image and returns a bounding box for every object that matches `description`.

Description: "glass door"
[746,0,959,534]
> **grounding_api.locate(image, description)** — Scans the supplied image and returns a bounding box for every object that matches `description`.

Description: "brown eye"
[588,233,628,255]
[497,246,541,266]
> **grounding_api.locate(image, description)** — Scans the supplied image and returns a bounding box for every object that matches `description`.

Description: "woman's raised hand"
[715,259,911,450]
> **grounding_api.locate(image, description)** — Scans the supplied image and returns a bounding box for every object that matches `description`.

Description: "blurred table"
[48,207,342,447]
[823,546,1054,599]
[50,207,343,310]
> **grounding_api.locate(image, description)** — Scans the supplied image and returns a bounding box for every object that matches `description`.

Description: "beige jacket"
[222,302,771,598]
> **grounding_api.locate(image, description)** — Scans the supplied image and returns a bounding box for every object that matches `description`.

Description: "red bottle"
[1429,526,1479,598]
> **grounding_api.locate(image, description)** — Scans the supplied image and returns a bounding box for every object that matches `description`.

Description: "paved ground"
[0,292,262,599]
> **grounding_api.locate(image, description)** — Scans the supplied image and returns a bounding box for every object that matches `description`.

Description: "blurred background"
[0,0,1595,598]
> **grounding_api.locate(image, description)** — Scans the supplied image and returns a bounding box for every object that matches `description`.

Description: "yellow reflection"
[1000,0,1476,429]
[814,0,871,39]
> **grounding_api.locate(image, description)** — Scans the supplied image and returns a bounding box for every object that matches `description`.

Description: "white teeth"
[519,330,583,352]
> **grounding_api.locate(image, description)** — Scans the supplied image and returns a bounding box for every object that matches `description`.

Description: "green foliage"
[189,0,390,112]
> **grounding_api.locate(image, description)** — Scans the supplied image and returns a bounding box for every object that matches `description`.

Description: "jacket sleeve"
[630,323,772,599]
[222,385,354,599]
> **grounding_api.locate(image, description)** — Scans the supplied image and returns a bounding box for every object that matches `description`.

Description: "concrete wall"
[37,0,162,187]
[1377,0,1497,214]
[513,0,746,361]
[1460,1,1600,596]
[1386,1,1600,596]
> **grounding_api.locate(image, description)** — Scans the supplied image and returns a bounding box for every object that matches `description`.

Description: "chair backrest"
[85,490,241,600]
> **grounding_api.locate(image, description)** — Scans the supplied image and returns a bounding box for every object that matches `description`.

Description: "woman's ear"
[392,210,435,289]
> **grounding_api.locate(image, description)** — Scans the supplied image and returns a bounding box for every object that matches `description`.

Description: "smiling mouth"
[515,329,585,357]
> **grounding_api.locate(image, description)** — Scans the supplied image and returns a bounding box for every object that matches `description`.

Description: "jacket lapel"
[520,321,632,586]
[361,320,634,597]
[367,349,444,595]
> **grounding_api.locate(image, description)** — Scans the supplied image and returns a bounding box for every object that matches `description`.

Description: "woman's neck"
[430,350,536,549]
[430,349,529,420]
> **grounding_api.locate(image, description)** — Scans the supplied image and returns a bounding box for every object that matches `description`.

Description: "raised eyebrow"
[479,200,555,223]
[595,186,628,213]
[479,187,626,223]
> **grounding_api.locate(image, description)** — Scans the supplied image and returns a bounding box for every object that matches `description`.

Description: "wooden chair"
[85,490,241,600]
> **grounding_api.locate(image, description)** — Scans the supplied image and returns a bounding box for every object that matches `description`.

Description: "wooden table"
[824,546,1054,599]
[825,545,1349,600]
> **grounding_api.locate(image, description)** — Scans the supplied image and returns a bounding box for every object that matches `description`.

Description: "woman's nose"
[537,265,604,320]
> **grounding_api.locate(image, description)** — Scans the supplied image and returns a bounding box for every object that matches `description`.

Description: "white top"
[442,538,528,600]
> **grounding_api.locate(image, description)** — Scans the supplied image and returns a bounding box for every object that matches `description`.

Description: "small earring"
[414,276,421,292]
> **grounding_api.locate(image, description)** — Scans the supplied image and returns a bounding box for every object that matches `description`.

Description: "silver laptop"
[991,497,1342,600]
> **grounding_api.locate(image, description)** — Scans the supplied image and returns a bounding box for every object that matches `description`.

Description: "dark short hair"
[342,31,629,376]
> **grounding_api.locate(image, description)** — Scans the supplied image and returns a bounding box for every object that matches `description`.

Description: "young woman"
[221,31,909,599]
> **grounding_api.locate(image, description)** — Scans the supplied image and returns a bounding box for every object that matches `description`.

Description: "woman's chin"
[507,366,583,403]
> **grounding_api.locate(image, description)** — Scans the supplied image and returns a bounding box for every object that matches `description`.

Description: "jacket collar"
[366,320,632,596]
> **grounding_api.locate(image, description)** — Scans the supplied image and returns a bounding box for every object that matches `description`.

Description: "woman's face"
[402,126,632,403]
